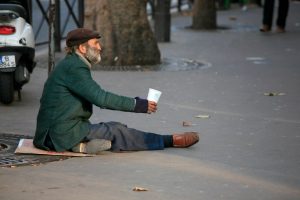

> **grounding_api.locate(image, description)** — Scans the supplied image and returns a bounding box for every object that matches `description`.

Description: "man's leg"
[86,122,165,151]
[276,0,289,30]
[262,0,275,30]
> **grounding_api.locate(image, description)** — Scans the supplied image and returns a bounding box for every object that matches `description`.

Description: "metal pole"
[78,0,84,27]
[154,0,171,42]
[55,0,61,52]
[48,0,55,75]
[28,0,32,24]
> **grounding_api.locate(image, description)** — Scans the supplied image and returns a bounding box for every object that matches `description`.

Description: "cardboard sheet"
[15,139,93,157]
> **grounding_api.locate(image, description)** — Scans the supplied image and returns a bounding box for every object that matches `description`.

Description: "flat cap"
[66,28,101,47]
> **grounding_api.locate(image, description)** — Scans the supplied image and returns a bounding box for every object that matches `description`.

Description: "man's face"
[84,38,102,65]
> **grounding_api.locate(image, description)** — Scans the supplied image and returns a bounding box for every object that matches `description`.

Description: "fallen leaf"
[183,121,192,127]
[133,187,148,192]
[264,92,286,96]
[195,115,210,119]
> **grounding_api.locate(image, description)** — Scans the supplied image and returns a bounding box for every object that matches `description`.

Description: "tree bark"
[192,0,217,29]
[84,0,161,66]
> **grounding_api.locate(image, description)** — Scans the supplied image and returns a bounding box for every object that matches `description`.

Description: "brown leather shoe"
[172,132,199,148]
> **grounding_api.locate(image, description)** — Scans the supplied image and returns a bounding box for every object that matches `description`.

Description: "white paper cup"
[147,88,162,103]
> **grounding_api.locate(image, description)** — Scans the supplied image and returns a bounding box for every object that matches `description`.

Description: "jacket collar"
[75,51,92,69]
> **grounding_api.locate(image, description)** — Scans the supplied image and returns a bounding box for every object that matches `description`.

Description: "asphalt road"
[1,3,300,200]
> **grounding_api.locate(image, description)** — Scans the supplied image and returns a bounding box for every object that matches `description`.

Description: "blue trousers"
[84,121,165,151]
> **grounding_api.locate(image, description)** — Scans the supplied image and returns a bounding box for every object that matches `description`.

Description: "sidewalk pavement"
[1,3,300,200]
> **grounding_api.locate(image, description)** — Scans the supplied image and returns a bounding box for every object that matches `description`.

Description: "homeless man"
[33,28,199,154]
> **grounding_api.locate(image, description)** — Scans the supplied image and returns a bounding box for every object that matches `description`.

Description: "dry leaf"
[264,92,286,96]
[133,187,148,192]
[183,121,192,127]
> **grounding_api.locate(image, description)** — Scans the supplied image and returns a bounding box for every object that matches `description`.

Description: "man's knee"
[107,121,128,129]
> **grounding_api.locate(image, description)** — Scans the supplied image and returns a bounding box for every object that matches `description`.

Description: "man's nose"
[97,44,102,52]
[97,44,102,51]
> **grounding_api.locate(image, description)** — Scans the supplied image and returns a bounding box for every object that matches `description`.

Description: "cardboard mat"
[15,139,93,157]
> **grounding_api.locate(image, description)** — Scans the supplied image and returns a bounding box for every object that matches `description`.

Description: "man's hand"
[148,101,157,114]
[134,97,157,114]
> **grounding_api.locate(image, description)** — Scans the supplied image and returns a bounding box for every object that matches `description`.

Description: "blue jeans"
[85,121,165,151]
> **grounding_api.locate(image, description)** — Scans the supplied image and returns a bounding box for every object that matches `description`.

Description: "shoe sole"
[72,139,111,154]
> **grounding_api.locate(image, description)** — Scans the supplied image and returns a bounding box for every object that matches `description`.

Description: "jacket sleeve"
[134,97,148,113]
[65,64,135,112]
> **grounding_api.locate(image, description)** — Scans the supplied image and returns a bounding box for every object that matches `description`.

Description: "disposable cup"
[147,88,162,103]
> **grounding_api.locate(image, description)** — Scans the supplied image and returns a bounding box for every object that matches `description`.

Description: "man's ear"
[78,44,87,54]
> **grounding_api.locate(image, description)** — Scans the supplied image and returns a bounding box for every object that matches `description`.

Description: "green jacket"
[33,53,135,152]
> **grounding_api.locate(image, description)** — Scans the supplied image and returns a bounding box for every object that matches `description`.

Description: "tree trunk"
[84,0,161,66]
[192,0,217,29]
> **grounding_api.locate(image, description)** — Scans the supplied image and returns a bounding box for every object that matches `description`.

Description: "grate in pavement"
[0,133,69,167]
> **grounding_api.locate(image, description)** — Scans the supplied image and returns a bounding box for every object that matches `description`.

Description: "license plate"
[0,55,16,68]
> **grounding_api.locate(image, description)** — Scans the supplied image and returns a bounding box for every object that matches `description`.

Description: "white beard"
[85,46,101,65]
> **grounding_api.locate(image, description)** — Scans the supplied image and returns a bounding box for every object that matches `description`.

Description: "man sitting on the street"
[33,28,199,154]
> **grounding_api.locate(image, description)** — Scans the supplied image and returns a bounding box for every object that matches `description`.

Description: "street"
[1,3,300,200]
